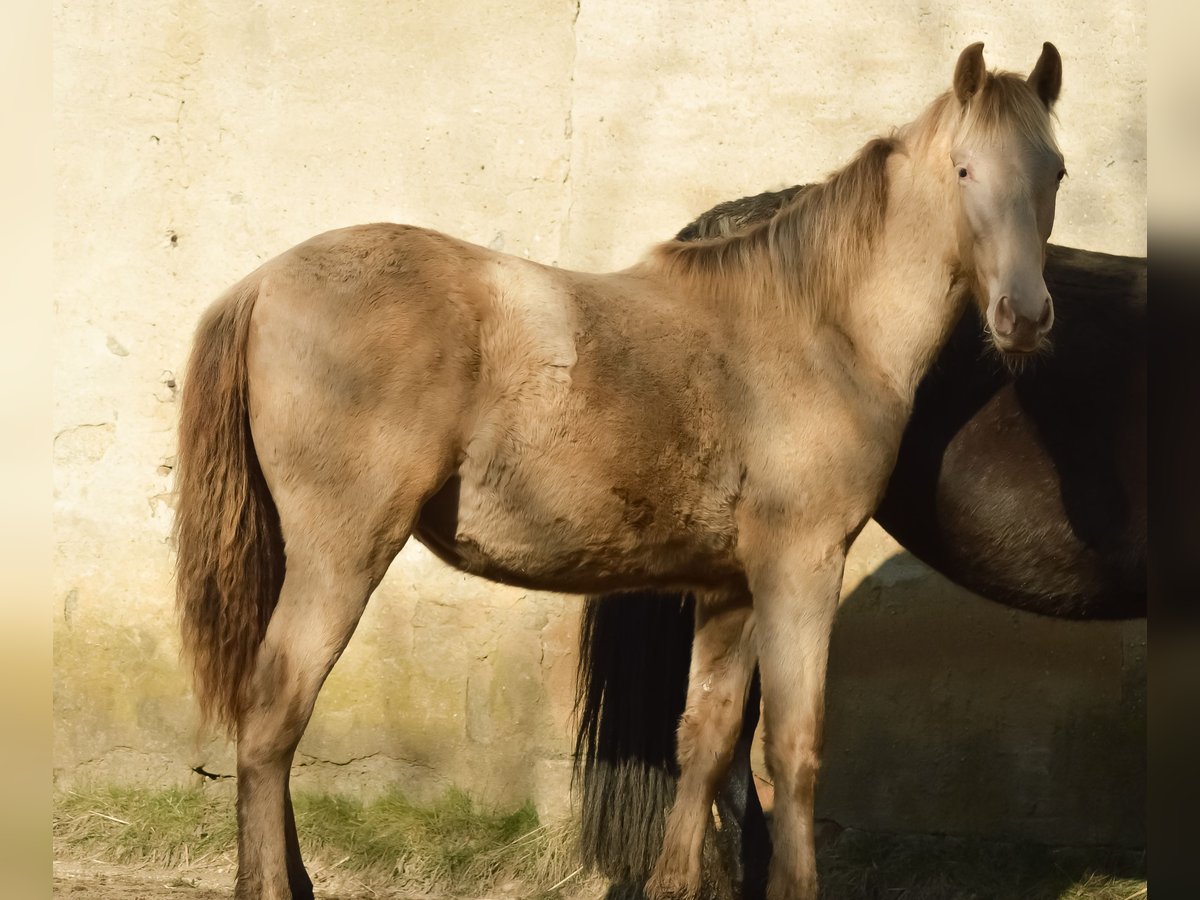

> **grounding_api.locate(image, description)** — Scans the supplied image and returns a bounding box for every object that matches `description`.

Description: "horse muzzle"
[987,294,1054,354]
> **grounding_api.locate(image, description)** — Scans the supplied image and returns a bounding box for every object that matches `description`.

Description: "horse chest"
[738,368,905,537]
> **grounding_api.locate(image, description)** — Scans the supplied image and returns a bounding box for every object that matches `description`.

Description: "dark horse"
[574,186,1146,899]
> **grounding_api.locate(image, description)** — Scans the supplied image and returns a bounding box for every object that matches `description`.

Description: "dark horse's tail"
[574,591,696,891]
[173,277,286,737]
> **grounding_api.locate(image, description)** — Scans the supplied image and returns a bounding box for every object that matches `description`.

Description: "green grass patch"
[54,785,581,897]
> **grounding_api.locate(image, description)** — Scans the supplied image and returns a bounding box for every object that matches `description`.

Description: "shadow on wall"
[789,551,1146,849]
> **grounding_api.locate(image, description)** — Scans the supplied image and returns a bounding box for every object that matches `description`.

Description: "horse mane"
[906,70,1061,158]
[651,136,897,319]
[651,69,1058,320]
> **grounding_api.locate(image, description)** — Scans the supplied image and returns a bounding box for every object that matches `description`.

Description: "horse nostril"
[1037,298,1054,331]
[993,296,1016,336]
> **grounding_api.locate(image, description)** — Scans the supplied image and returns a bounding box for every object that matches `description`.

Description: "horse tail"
[173,277,284,738]
[574,590,696,884]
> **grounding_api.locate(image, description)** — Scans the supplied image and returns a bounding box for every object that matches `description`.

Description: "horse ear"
[953,42,987,104]
[1027,41,1062,109]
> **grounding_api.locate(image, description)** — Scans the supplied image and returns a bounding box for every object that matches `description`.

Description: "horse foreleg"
[750,543,844,900]
[233,549,378,900]
[647,591,756,900]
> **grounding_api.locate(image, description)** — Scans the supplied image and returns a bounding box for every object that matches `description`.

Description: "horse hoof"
[645,869,700,900]
[814,817,844,851]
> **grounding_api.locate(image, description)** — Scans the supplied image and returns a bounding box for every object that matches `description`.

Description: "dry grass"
[54,785,238,871]
[54,785,584,898]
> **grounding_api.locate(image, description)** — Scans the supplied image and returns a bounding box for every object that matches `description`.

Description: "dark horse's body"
[575,187,1146,899]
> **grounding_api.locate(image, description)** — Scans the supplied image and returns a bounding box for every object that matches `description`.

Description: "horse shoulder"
[733,369,903,558]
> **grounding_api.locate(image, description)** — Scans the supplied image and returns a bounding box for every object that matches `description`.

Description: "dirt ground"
[53,859,601,900]
[53,859,451,899]
[54,861,233,900]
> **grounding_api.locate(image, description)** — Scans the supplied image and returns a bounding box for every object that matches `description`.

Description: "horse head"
[948,41,1065,356]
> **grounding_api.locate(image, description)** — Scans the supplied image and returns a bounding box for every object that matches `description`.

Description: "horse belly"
[417,453,739,595]
[414,440,742,593]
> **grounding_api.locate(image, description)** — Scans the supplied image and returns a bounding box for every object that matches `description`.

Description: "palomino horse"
[175,43,1066,900]
[576,193,1145,898]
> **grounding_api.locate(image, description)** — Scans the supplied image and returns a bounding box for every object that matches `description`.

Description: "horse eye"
[957,167,968,179]
[1056,169,1067,182]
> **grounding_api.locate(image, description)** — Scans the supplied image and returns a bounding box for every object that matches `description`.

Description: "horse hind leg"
[232,544,372,898]
[282,784,309,899]
[647,589,756,900]
[714,670,770,900]
[232,488,427,900]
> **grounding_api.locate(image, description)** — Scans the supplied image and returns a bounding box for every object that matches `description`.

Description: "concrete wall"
[53,1,1145,843]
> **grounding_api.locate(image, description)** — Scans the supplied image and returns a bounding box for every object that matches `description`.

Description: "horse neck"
[834,146,969,407]
[644,133,969,410]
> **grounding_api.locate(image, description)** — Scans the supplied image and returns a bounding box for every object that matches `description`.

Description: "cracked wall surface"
[55,1,1144,840]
